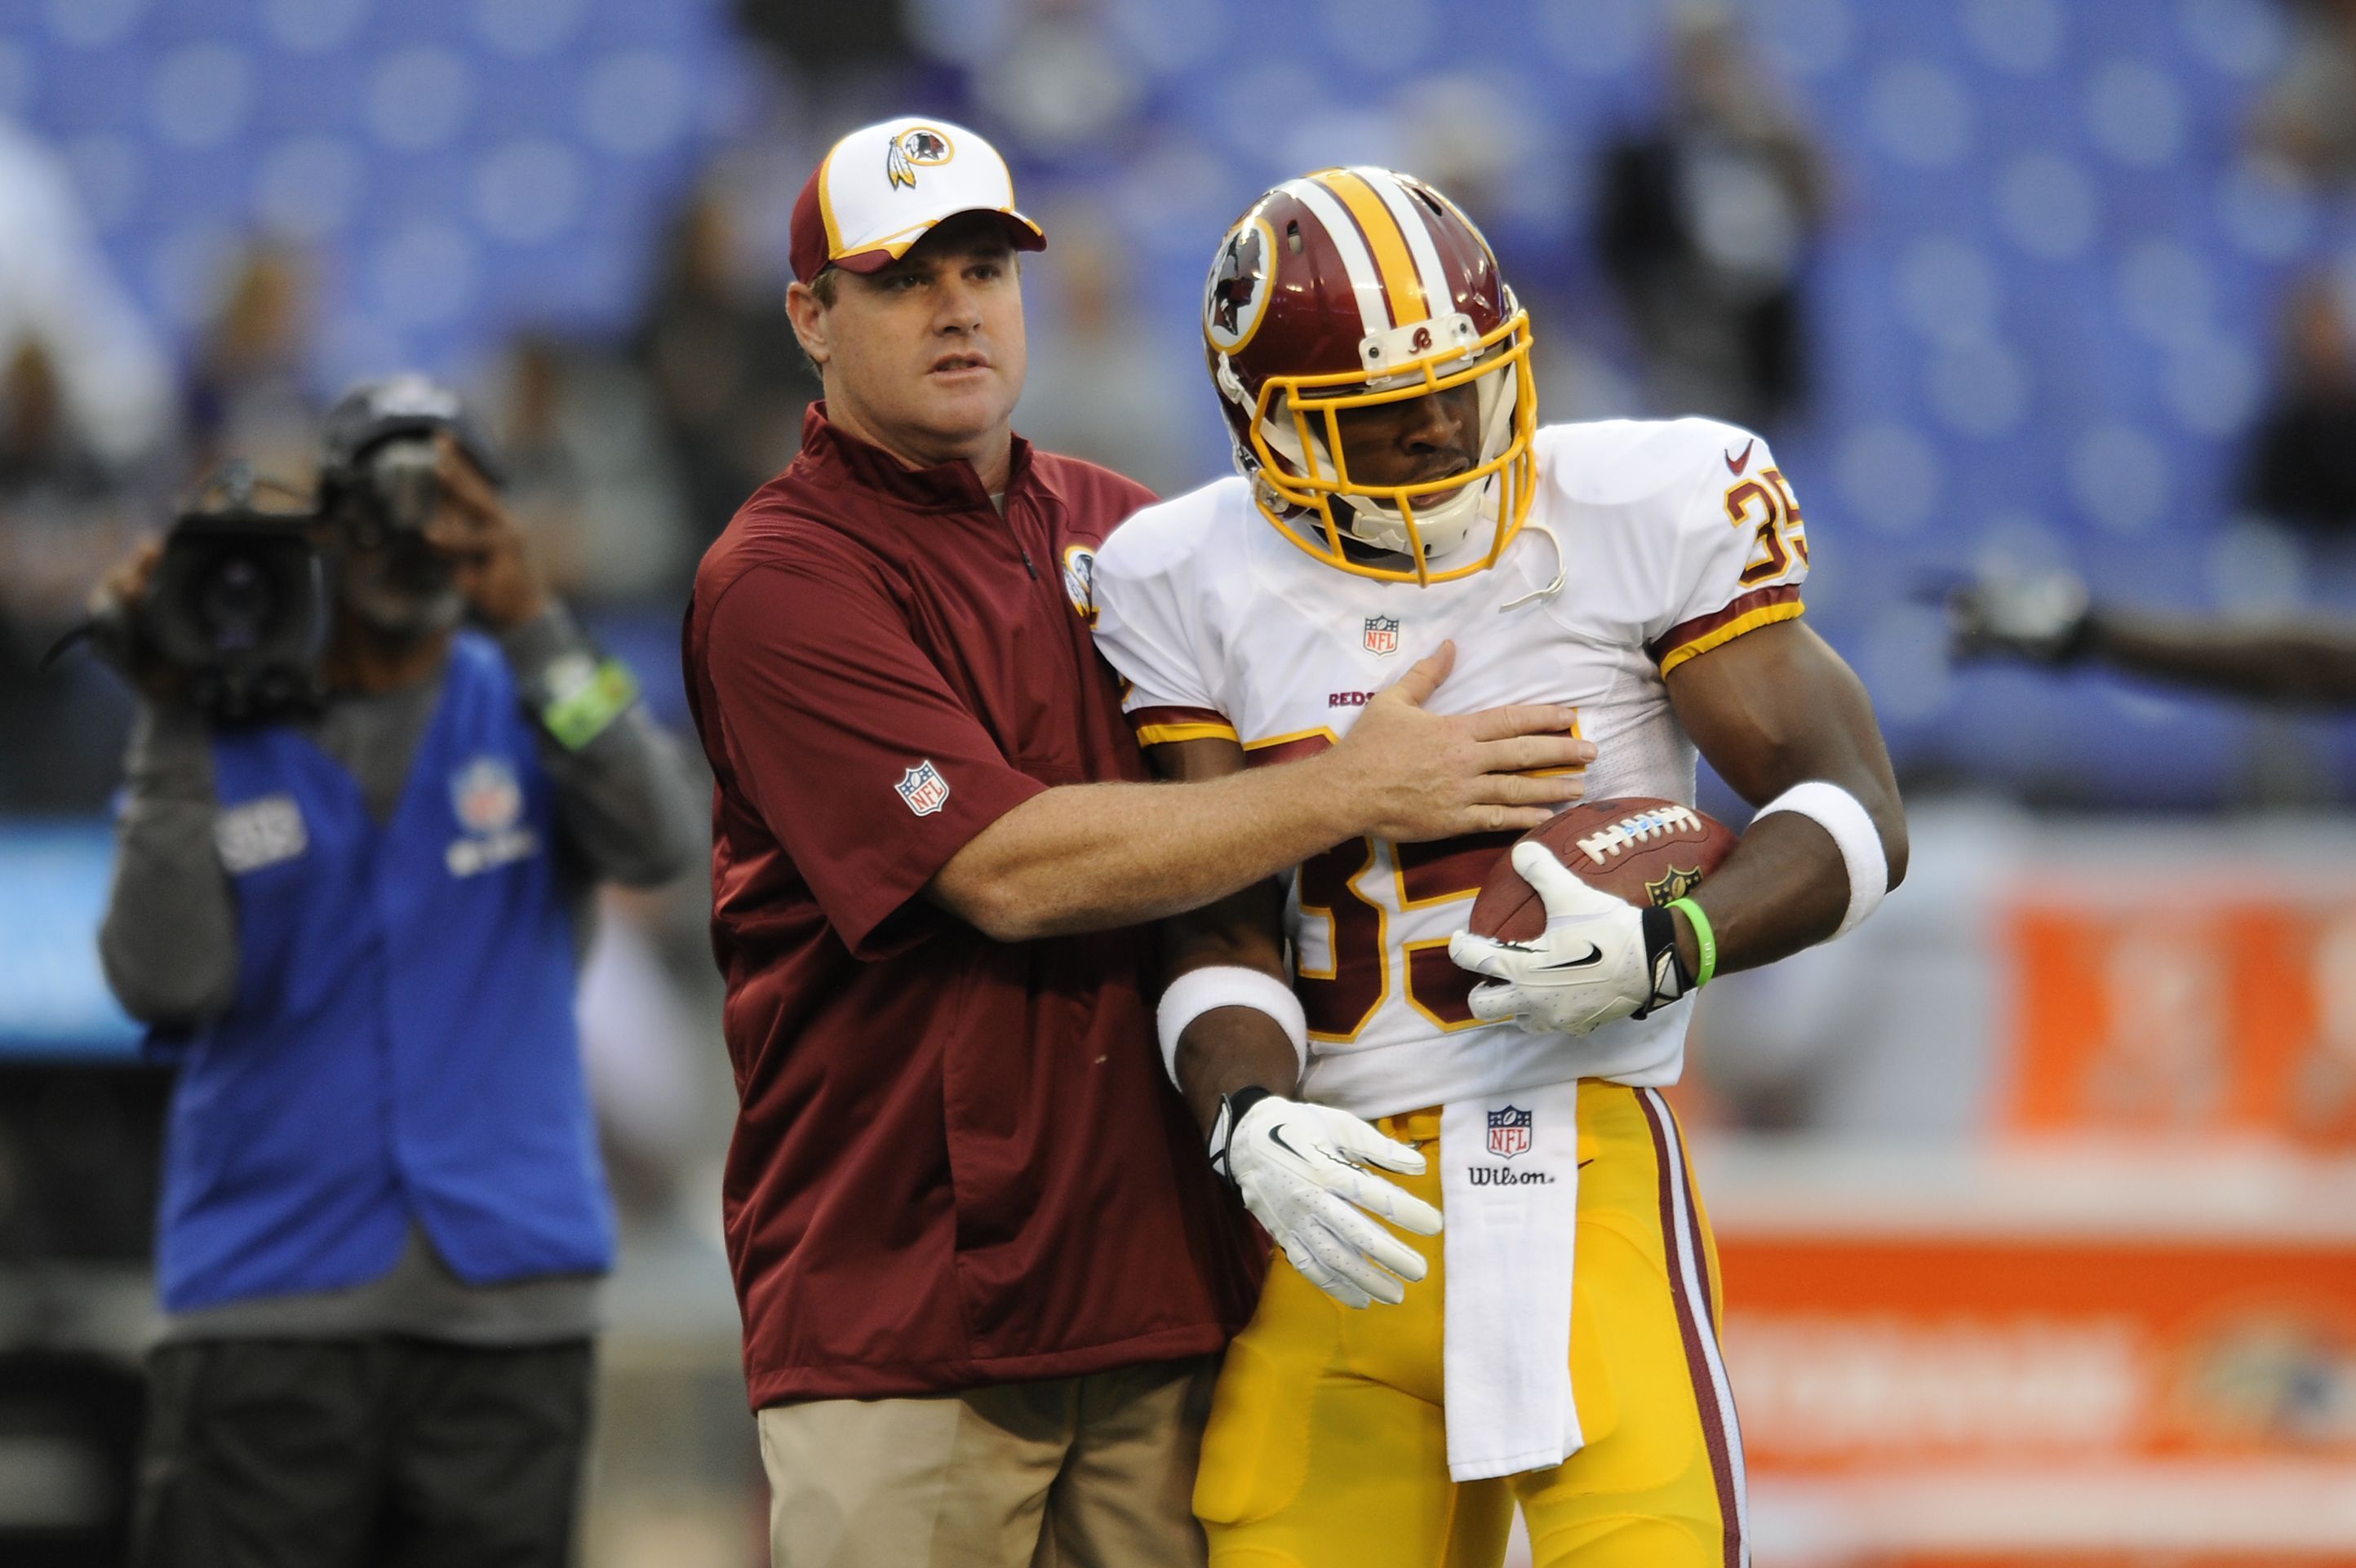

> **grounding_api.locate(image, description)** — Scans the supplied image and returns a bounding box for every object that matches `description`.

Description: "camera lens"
[197,553,277,653]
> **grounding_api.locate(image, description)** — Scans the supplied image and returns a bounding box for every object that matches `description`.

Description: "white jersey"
[1091,418,1811,1121]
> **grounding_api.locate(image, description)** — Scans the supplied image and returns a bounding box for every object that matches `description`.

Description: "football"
[1464,797,1739,945]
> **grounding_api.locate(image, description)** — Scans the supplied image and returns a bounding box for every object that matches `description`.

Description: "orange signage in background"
[1725,1235,2356,1469]
[2003,893,2356,1149]
[1693,844,2356,1565]
[1702,1143,2356,1564]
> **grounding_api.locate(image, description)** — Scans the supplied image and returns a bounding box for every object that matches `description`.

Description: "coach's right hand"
[1211,1089,1443,1309]
[1321,640,1591,842]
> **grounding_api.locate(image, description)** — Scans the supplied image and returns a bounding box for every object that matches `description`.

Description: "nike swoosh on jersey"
[1725,439,1754,476]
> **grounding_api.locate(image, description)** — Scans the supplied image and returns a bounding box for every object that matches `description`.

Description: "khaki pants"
[758,1355,1218,1568]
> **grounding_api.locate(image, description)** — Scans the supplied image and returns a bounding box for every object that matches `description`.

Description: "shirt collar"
[796,401,1037,513]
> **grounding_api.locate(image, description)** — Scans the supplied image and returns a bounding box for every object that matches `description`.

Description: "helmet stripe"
[1284,176,1392,338]
[1363,170,1455,321]
[1316,168,1429,326]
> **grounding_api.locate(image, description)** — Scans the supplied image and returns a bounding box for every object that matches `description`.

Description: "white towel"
[1440,1079,1584,1482]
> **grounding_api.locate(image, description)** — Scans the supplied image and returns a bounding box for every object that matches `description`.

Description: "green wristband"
[540,657,640,751]
[1667,897,1717,989]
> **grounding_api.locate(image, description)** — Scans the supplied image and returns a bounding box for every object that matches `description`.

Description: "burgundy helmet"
[1201,167,1537,585]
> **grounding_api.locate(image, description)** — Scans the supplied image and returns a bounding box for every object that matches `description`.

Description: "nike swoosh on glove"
[1219,1095,1443,1309]
[1448,840,1656,1035]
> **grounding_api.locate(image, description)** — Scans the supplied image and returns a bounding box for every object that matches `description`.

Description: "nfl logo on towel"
[894,760,952,817]
[1486,1105,1533,1158]
[1362,615,1400,656]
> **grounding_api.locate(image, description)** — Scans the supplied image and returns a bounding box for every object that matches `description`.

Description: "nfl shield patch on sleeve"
[894,760,952,817]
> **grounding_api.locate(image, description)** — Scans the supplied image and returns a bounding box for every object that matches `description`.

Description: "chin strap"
[1497,520,1564,612]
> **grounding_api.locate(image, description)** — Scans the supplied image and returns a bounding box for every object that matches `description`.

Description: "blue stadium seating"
[6,0,2355,804]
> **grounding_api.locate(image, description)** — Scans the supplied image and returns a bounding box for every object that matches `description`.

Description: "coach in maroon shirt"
[683,117,1590,1568]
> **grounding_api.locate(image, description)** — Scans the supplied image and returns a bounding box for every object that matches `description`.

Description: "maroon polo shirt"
[683,403,1258,1407]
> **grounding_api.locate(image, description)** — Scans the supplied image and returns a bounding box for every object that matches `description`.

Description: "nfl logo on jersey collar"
[1362,614,1401,657]
[1486,1105,1533,1158]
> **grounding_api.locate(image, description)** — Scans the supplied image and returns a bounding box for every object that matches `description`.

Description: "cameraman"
[91,377,700,1568]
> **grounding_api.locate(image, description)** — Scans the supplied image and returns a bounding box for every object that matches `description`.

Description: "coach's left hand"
[426,433,548,631]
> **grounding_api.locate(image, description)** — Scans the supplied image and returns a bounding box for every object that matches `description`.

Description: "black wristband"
[2053,607,2096,665]
[1635,906,1695,1019]
[1208,1085,1276,1188]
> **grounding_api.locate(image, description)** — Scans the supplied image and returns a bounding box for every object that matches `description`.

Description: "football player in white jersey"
[1088,168,1907,1567]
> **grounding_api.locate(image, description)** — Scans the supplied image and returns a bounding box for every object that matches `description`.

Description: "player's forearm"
[2088,608,2356,706]
[1160,879,1297,1132]
[1667,622,1906,975]
[930,763,1356,941]
[1176,1010,1302,1136]
[1675,811,1849,977]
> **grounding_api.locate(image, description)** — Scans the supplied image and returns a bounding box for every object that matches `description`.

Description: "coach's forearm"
[932,649,1590,941]
[927,763,1357,942]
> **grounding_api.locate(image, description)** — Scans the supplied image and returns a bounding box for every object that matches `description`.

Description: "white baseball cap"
[789,116,1045,284]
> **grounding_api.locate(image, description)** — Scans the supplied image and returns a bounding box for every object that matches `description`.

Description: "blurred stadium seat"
[7,0,2349,800]
[0,0,742,389]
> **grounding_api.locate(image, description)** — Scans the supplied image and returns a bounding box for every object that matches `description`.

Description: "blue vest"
[152,633,614,1312]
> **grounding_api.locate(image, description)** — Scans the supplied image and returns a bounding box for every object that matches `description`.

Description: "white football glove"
[1210,1090,1443,1309]
[1448,840,1682,1035]
[1937,568,2092,667]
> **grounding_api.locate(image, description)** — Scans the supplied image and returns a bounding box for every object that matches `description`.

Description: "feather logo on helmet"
[1203,217,1277,354]
[885,126,955,190]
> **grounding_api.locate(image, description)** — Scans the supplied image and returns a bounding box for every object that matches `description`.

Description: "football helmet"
[1202,167,1537,585]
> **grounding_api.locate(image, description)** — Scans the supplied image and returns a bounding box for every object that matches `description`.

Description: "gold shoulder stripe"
[1133,719,1240,746]
[1657,600,1805,676]
[1241,726,1342,768]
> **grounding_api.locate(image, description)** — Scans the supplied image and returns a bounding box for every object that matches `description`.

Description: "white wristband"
[1156,965,1308,1090]
[1751,780,1890,938]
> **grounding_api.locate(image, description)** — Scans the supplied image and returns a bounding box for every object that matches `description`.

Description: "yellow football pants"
[1194,1083,1745,1568]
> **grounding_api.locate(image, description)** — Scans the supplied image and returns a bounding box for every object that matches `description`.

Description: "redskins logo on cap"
[885,125,956,190]
[1203,215,1277,354]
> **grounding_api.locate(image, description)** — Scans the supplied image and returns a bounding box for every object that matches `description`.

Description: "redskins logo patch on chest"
[1062,543,1098,626]
[1204,216,1277,354]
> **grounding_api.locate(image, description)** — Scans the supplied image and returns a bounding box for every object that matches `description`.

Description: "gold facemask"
[1245,311,1537,586]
